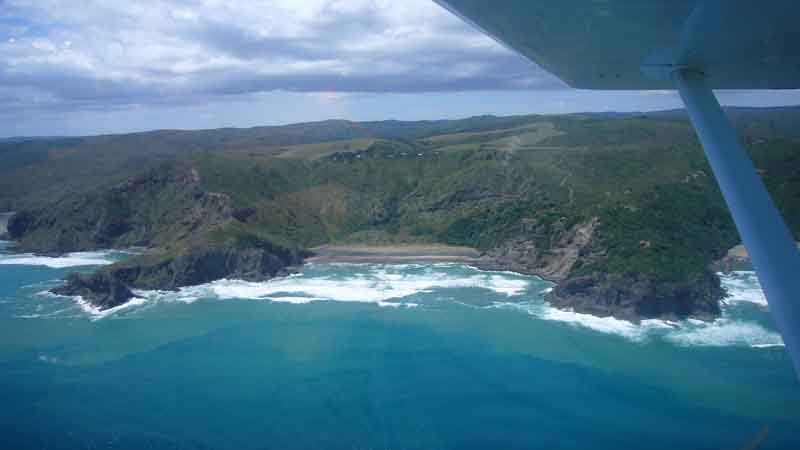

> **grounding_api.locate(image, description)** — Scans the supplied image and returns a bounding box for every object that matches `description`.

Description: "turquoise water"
[1,242,799,449]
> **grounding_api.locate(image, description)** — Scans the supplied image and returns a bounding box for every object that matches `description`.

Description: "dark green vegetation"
[4,108,800,319]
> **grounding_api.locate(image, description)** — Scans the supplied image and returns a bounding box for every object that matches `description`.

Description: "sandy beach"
[716,242,800,272]
[308,244,482,264]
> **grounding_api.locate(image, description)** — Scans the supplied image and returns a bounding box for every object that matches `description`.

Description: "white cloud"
[4,0,795,137]
[0,0,556,112]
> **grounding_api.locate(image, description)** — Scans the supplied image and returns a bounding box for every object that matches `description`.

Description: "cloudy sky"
[2,0,799,137]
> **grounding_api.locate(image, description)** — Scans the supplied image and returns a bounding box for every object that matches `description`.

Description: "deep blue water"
[1,243,799,449]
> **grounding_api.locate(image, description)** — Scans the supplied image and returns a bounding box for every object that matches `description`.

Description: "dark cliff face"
[545,271,723,322]
[52,272,135,310]
[112,244,308,291]
[17,162,310,311]
[482,215,723,321]
[484,217,601,281]
[53,242,310,310]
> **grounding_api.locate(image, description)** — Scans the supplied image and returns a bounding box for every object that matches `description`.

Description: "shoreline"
[304,244,563,291]
[14,241,742,324]
[307,244,484,264]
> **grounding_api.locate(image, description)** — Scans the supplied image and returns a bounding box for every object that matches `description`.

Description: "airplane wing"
[434,0,800,89]
[435,0,800,377]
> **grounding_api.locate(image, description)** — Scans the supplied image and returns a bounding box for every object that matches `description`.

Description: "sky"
[2,0,800,137]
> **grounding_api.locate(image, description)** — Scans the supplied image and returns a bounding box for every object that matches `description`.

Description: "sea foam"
[509,302,673,342]
[74,295,149,320]
[0,250,117,268]
[146,264,531,306]
[534,304,782,348]
[719,271,767,306]
[38,263,784,349]
[504,270,779,347]
[665,319,783,347]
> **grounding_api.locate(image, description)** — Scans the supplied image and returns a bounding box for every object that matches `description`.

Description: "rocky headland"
[4,160,731,322]
[8,164,309,310]
[52,242,308,309]
[475,215,724,322]
[7,111,792,322]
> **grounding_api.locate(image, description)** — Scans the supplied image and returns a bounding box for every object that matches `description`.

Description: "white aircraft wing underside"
[434,0,800,90]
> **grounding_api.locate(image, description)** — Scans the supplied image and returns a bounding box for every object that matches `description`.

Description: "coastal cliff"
[544,272,722,322]
[7,164,232,253]
[11,164,308,309]
[4,112,798,319]
[53,241,308,309]
[477,215,724,321]
[481,217,601,280]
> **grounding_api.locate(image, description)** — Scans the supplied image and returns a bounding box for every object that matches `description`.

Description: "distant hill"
[0,114,547,210]
[4,107,800,321]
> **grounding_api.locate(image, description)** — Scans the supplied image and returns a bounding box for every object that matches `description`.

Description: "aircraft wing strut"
[436,0,800,376]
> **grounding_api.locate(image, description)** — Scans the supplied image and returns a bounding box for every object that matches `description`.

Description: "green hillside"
[5,109,800,320]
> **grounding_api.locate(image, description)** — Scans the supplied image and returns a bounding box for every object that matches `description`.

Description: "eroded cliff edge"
[52,242,308,309]
[9,164,309,309]
[478,215,723,322]
[6,154,732,321]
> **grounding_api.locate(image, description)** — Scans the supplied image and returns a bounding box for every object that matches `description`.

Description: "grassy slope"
[5,109,800,289]
[0,115,542,210]
[194,113,800,286]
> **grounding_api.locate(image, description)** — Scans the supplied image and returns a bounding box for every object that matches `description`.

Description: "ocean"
[1,241,798,449]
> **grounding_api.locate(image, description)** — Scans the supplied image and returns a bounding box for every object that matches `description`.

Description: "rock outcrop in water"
[17,163,310,309]
[13,111,791,320]
[480,216,724,321]
[52,242,310,309]
[544,271,722,322]
[52,271,135,310]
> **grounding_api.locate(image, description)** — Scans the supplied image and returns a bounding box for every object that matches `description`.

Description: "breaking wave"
[665,319,783,347]
[36,263,784,348]
[74,295,150,320]
[137,264,530,306]
[537,306,676,342]
[497,270,782,348]
[0,250,120,268]
[719,271,767,306]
